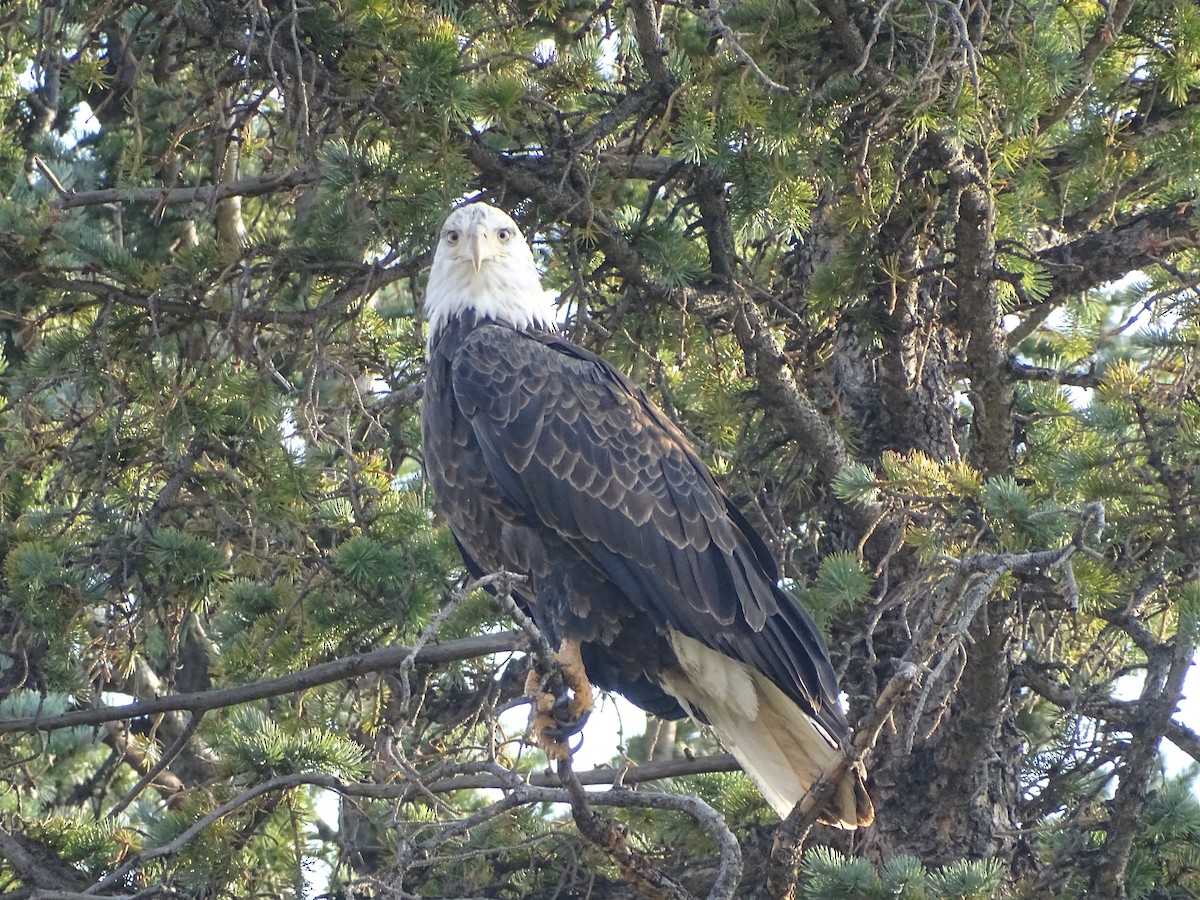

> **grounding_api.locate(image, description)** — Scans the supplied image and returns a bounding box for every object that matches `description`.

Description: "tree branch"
[557,758,699,900]
[78,756,746,899]
[30,249,423,328]
[628,0,674,85]
[700,0,791,95]
[1089,626,1197,898]
[1007,360,1102,389]
[771,509,1105,883]
[1036,0,1137,132]
[729,296,853,486]
[940,144,1012,476]
[50,168,318,211]
[424,752,744,792]
[1036,200,1200,302]
[463,141,662,299]
[1018,665,1200,765]
[0,824,85,894]
[1166,719,1200,765]
[105,711,204,818]
[0,631,523,735]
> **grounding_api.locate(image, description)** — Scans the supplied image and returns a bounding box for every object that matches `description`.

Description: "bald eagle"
[420,202,873,828]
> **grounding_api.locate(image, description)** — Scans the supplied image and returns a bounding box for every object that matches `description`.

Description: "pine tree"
[0,0,1198,897]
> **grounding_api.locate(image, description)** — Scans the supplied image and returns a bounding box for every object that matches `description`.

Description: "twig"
[31,248,424,329]
[1036,0,1137,132]
[72,757,746,899]
[31,157,70,198]
[492,583,741,898]
[86,772,326,894]
[700,0,791,95]
[771,505,1106,881]
[395,571,527,713]
[424,752,744,792]
[769,661,921,889]
[105,712,205,819]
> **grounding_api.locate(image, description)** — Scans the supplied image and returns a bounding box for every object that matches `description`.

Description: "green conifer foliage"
[0,0,1198,896]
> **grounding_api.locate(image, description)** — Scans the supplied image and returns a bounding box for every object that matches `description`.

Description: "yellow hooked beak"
[465,223,493,273]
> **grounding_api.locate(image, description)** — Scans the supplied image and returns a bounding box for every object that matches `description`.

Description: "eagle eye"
[496,227,513,242]
[445,229,460,244]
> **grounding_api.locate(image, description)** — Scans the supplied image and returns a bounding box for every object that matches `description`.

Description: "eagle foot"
[524,639,595,760]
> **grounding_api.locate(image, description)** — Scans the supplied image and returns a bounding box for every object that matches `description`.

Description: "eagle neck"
[424,258,556,351]
[427,309,555,355]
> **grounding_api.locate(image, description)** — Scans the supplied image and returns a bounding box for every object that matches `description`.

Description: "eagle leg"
[524,638,595,760]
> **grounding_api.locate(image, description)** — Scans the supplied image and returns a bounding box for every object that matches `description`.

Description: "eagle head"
[424,202,557,348]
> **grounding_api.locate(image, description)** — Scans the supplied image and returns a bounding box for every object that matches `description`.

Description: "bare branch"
[1007,360,1102,389]
[700,0,792,95]
[51,168,318,211]
[1036,0,1137,132]
[31,249,424,328]
[1019,666,1200,766]
[0,630,524,735]
[557,758,699,900]
[424,752,744,792]
[75,759,745,899]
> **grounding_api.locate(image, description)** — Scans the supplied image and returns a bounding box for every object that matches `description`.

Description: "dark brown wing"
[449,323,849,740]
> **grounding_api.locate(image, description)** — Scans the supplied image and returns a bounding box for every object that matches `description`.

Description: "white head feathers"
[424,203,558,348]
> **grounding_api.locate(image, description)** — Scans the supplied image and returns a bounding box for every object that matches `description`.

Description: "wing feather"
[450,324,844,728]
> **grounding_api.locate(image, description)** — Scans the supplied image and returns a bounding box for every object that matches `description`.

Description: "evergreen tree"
[0,0,1198,897]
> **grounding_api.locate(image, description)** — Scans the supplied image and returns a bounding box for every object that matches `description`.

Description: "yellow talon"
[525,638,594,759]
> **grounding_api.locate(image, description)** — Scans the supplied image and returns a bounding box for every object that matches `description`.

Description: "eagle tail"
[662,631,874,829]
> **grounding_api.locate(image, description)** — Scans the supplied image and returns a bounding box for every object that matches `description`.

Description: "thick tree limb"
[941,145,1012,476]
[1166,719,1200,765]
[729,296,853,485]
[1035,200,1200,302]
[628,0,674,85]
[0,824,85,894]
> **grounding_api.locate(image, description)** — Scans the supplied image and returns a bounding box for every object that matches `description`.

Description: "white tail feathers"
[660,630,873,829]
